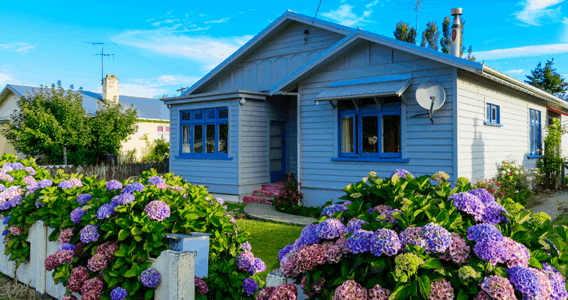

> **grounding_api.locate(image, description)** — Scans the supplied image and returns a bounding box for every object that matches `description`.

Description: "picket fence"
[39,161,169,182]
[0,217,208,300]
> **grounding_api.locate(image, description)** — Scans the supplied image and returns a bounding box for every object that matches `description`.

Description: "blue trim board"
[527,155,542,159]
[331,158,410,163]
[484,122,503,127]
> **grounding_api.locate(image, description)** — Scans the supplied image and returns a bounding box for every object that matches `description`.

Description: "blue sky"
[2,0,568,98]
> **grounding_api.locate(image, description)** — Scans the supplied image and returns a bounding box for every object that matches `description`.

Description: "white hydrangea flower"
[501,171,506,175]
[515,171,519,175]
[506,169,511,173]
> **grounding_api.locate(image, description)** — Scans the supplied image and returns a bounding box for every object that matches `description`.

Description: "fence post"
[150,250,196,300]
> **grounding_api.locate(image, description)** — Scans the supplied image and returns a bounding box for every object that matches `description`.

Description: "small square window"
[181,112,191,121]
[194,110,203,120]
[206,109,215,120]
[157,127,163,132]
[219,109,228,119]
[165,127,170,133]
[485,103,500,125]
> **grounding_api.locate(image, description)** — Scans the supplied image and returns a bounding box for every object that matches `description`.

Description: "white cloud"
[0,72,18,86]
[151,19,180,27]
[504,69,526,74]
[119,83,166,98]
[514,0,566,26]
[0,42,38,54]
[130,75,200,86]
[204,17,231,24]
[474,44,568,61]
[121,75,201,97]
[321,3,378,27]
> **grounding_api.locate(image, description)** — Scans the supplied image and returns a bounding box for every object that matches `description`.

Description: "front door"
[270,121,286,183]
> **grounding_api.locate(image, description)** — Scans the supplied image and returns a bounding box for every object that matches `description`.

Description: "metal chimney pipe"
[450,8,463,57]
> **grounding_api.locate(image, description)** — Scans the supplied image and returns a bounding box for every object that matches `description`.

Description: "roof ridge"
[8,84,159,100]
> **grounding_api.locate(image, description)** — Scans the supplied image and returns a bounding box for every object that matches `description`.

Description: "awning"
[314,74,412,102]
[547,107,568,116]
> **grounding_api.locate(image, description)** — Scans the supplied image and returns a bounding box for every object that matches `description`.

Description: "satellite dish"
[414,81,446,124]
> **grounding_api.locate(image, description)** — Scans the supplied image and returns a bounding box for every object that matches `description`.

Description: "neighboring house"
[0,75,170,162]
[161,10,568,206]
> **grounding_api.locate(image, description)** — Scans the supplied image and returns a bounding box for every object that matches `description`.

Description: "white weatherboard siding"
[457,71,547,183]
[169,100,239,194]
[201,22,345,93]
[298,41,457,206]
[561,115,568,158]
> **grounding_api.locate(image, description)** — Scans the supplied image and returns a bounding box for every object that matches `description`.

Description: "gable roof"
[181,10,568,110]
[1,84,169,120]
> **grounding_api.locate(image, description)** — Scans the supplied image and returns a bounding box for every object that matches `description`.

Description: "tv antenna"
[407,0,444,33]
[86,41,118,85]
[410,81,446,124]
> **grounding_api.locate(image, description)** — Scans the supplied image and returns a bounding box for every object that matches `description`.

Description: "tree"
[440,16,451,54]
[420,21,440,51]
[394,21,417,44]
[466,45,476,62]
[525,59,568,96]
[460,18,466,57]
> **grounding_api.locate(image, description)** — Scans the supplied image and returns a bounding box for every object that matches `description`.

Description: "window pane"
[492,107,497,122]
[182,126,191,153]
[382,97,401,109]
[219,109,228,119]
[339,100,357,111]
[382,115,401,153]
[487,105,491,122]
[166,127,170,132]
[270,160,282,172]
[157,126,163,132]
[341,116,355,153]
[362,116,378,153]
[181,112,191,121]
[206,109,215,120]
[206,124,215,153]
[361,99,378,110]
[219,124,228,153]
[194,125,203,153]
[194,110,203,121]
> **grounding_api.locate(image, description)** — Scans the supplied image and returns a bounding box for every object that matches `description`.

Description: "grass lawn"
[236,219,303,282]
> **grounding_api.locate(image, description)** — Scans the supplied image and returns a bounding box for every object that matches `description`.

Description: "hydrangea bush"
[261,170,568,300]
[0,154,264,300]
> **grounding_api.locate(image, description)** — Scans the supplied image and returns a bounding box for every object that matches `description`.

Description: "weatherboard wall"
[200,21,346,93]
[295,41,457,207]
[456,70,547,183]
[168,100,239,195]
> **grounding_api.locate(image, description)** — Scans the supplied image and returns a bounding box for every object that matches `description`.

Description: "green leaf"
[118,229,130,241]
[123,269,137,278]
[131,227,143,236]
[529,257,543,269]
[145,290,154,299]
[133,235,143,242]
[422,258,443,269]
[418,275,431,299]
[457,289,468,300]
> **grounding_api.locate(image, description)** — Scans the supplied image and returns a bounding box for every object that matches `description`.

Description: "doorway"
[270,121,286,182]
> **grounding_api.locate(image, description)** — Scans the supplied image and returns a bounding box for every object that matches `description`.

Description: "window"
[485,103,501,126]
[156,126,170,142]
[529,109,541,157]
[337,97,402,160]
[179,107,229,159]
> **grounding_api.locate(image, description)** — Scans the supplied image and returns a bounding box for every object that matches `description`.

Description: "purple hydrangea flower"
[482,202,508,224]
[144,200,171,221]
[215,197,224,205]
[87,253,108,272]
[316,218,347,240]
[242,278,258,296]
[369,205,401,225]
[9,226,21,236]
[111,193,135,206]
[370,229,401,257]
[542,262,568,300]
[3,215,10,225]
[297,224,320,248]
[69,178,83,187]
[507,265,541,297]
[77,194,92,205]
[2,229,9,236]
[422,222,452,253]
[140,268,161,288]
[106,180,122,191]
[474,240,510,265]
[97,203,115,219]
[390,169,413,179]
[347,218,368,233]
[0,184,4,192]
[148,176,165,185]
[345,229,373,254]
[59,243,76,252]
[1,164,13,172]
[467,223,503,243]
[479,276,516,300]
[240,242,252,251]
[70,207,86,224]
[24,167,35,175]
[468,188,496,204]
[23,175,36,185]
[399,227,426,249]
[278,244,295,262]
[236,250,255,272]
[110,287,128,300]
[9,195,23,208]
[321,204,349,217]
[58,180,74,189]
[11,162,24,170]
[80,225,100,243]
[122,182,145,194]
[252,258,266,275]
[449,192,486,221]
[37,179,53,189]
[503,237,530,268]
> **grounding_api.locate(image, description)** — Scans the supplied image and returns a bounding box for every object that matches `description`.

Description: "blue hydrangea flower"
[278,244,294,262]
[58,180,74,189]
[347,218,368,233]
[240,242,252,251]
[399,227,427,249]
[11,163,24,170]
[215,197,224,205]
[110,287,128,300]
[370,229,402,257]
[0,184,5,192]
[9,196,23,208]
[316,218,347,240]
[449,192,486,221]
[390,169,413,179]
[345,229,373,254]
[70,207,86,224]
[242,278,258,296]
[468,188,496,204]
[3,216,10,225]
[35,201,45,208]
[252,258,266,275]
[122,183,145,194]
[422,222,452,253]
[97,203,115,219]
[1,229,9,236]
[506,265,541,297]
[148,176,165,185]
[474,240,510,265]
[321,204,349,217]
[106,180,122,191]
[77,194,93,205]
[80,225,100,243]
[467,223,503,243]
[140,268,161,288]
[38,179,53,189]
[482,202,508,225]
[542,262,568,300]
[299,224,320,246]
[111,193,135,206]
[58,243,76,252]
[24,167,35,175]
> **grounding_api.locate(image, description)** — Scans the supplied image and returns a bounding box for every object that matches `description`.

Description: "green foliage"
[420,21,440,51]
[494,159,533,205]
[0,154,262,300]
[538,118,565,189]
[440,16,451,54]
[140,134,169,163]
[466,45,476,62]
[394,21,417,44]
[275,202,327,219]
[525,59,568,96]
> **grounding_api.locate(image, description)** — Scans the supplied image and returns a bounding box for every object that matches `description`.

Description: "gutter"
[278,91,302,200]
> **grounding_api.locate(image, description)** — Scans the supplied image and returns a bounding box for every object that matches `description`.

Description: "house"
[0,75,170,162]
[161,9,568,206]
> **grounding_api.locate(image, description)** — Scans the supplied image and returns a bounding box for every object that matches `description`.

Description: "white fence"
[0,217,203,300]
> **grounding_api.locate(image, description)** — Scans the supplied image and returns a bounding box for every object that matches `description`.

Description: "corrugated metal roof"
[314,77,412,101]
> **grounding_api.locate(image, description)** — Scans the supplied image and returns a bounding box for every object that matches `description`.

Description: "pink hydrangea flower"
[332,280,368,300]
[58,228,74,244]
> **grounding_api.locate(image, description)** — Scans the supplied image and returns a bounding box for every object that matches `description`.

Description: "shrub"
[272,174,303,210]
[0,153,264,300]
[260,170,568,300]
[538,118,565,190]
[140,134,169,163]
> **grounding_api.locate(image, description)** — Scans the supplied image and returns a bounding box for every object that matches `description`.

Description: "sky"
[1,0,568,98]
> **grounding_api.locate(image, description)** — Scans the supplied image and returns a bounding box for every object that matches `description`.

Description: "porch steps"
[243,183,282,204]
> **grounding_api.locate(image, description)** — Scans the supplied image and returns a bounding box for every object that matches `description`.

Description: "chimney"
[102,74,119,102]
[450,8,463,58]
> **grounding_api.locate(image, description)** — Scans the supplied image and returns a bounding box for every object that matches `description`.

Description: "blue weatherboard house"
[162,10,568,206]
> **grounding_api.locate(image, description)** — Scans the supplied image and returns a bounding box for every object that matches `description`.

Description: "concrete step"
[243,195,274,204]
[253,190,280,197]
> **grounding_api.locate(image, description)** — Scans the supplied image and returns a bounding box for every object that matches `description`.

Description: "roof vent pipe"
[450,8,463,58]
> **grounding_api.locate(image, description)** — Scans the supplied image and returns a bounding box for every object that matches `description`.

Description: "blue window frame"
[529,109,541,157]
[178,107,230,159]
[485,103,501,126]
[337,98,402,160]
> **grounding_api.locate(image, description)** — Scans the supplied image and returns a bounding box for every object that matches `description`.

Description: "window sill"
[331,158,410,163]
[175,156,233,160]
[527,155,542,159]
[484,122,503,127]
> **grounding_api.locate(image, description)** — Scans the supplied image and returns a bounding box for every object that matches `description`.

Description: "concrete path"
[530,191,568,221]
[244,203,317,226]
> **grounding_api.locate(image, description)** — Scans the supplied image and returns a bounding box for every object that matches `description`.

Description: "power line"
[304,0,324,44]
